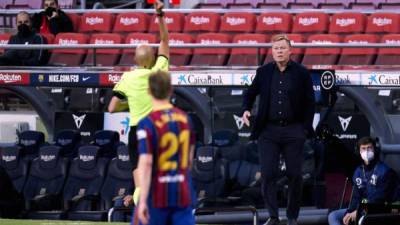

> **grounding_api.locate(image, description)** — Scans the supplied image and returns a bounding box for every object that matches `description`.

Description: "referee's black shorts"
[128,126,139,170]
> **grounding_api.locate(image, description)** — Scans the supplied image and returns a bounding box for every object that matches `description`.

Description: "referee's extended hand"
[138,201,150,224]
[242,110,251,127]
[154,0,164,13]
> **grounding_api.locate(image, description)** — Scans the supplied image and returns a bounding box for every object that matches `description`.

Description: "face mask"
[17,24,31,37]
[361,151,374,164]
[45,7,56,17]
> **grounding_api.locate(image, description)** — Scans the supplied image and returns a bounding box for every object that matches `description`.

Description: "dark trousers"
[258,123,306,220]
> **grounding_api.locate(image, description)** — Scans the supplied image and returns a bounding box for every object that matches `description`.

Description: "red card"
[170,0,180,4]
[147,0,155,4]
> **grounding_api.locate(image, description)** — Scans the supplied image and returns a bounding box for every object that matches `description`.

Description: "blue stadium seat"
[93,130,120,158]
[0,146,29,194]
[192,146,227,207]
[54,129,81,158]
[64,145,108,221]
[18,130,45,159]
[23,145,68,217]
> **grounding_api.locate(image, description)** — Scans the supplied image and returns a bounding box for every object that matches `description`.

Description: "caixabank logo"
[366,73,400,86]
[176,74,225,86]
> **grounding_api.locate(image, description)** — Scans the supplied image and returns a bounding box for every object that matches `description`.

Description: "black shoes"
[264,217,280,225]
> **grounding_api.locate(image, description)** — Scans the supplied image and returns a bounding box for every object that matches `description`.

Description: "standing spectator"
[136,70,196,225]
[241,34,315,225]
[108,0,169,206]
[32,0,73,36]
[328,137,398,225]
[0,11,47,66]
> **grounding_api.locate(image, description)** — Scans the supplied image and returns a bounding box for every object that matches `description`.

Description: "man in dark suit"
[242,34,315,225]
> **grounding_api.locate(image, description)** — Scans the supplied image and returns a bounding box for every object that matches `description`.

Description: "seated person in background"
[328,136,398,225]
[0,11,48,66]
[0,165,23,218]
[32,0,73,36]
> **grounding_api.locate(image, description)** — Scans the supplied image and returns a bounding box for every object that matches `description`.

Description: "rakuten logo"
[0,40,8,44]
[190,16,210,25]
[348,40,369,44]
[299,17,319,26]
[86,16,104,25]
[226,17,246,26]
[155,17,174,24]
[200,39,221,44]
[107,74,121,83]
[59,39,78,45]
[373,17,392,26]
[169,39,185,44]
[385,39,400,44]
[336,18,356,27]
[311,40,333,44]
[129,39,149,44]
[0,73,23,83]
[238,40,258,44]
[94,39,115,44]
[120,17,139,26]
[262,16,282,25]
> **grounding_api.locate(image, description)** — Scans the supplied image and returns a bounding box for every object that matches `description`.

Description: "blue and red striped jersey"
[137,105,195,208]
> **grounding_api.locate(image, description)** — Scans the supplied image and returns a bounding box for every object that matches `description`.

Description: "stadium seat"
[211,129,243,161]
[350,1,377,10]
[380,0,400,9]
[292,12,329,35]
[0,32,12,54]
[0,146,28,194]
[302,34,341,66]
[66,13,80,32]
[261,0,295,8]
[63,146,108,216]
[220,12,256,33]
[58,0,77,9]
[18,130,45,159]
[118,33,157,66]
[289,0,324,8]
[375,34,400,65]
[227,34,268,66]
[255,12,292,34]
[329,12,366,35]
[40,33,55,44]
[265,34,305,64]
[48,33,89,66]
[200,0,234,8]
[14,0,42,8]
[169,33,194,66]
[148,12,184,33]
[83,33,122,66]
[100,145,133,210]
[365,13,400,34]
[113,12,149,33]
[183,12,220,33]
[192,146,226,207]
[190,33,231,66]
[79,12,114,33]
[54,129,81,158]
[228,0,264,8]
[323,0,354,8]
[338,34,378,65]
[226,160,260,195]
[23,146,68,213]
[0,0,13,9]
[93,130,120,158]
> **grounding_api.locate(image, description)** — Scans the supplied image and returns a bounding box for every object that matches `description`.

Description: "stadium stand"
[255,12,292,34]
[92,130,120,158]
[79,12,114,33]
[83,33,123,66]
[66,13,80,31]
[290,0,324,9]
[148,12,185,33]
[184,12,220,33]
[220,12,256,33]
[292,12,329,35]
[18,130,45,159]
[328,12,366,35]
[23,146,68,213]
[228,33,268,66]
[228,0,264,8]
[190,33,231,66]
[113,12,149,33]
[338,34,378,65]
[118,32,158,66]
[365,12,400,34]
[54,129,82,158]
[0,146,29,194]
[169,32,194,66]
[302,34,341,66]
[375,34,400,65]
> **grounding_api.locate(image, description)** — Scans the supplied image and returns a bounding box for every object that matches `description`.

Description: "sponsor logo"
[190,16,210,25]
[200,39,221,45]
[79,155,95,162]
[320,71,335,90]
[177,74,223,85]
[169,39,185,44]
[129,39,149,44]
[48,74,79,83]
[198,156,212,163]
[118,154,130,161]
[338,116,352,132]
[373,17,392,26]
[21,139,36,146]
[348,40,369,44]
[262,16,282,25]
[38,74,45,82]
[239,74,254,85]
[368,74,378,85]
[385,39,400,44]
[226,17,246,26]
[59,39,78,45]
[238,40,258,44]
[99,73,122,86]
[335,74,351,85]
[311,40,333,44]
[367,73,400,85]
[96,139,110,145]
[73,114,86,129]
[233,114,245,130]
[82,76,91,81]
[154,16,174,24]
[2,155,16,162]
[120,17,139,26]
[94,39,115,44]
[0,73,27,84]
[158,174,184,183]
[57,138,72,145]
[336,18,356,27]
[0,40,8,44]
[86,16,104,25]
[40,155,56,162]
[298,17,319,26]
[356,177,362,186]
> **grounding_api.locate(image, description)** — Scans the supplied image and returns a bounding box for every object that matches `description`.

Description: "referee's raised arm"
[155,0,169,59]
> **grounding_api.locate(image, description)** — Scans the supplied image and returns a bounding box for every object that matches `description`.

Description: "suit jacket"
[242,60,315,140]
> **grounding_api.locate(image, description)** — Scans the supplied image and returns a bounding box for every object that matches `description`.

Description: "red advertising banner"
[0,72,30,85]
[147,0,180,4]
[99,73,123,86]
